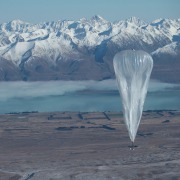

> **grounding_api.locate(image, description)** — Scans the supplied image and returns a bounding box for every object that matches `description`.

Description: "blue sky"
[0,0,179,23]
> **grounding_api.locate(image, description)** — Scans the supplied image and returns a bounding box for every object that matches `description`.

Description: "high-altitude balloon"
[113,50,153,143]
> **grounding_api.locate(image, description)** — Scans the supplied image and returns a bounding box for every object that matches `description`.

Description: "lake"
[0,79,179,114]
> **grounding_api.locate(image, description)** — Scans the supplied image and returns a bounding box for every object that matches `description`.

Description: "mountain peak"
[127,16,146,26]
[128,16,140,21]
[9,19,29,25]
[0,19,31,32]
[151,18,165,26]
[91,15,107,22]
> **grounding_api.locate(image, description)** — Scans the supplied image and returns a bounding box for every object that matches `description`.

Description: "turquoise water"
[0,80,179,114]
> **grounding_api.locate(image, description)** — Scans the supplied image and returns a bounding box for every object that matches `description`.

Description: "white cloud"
[0,79,179,101]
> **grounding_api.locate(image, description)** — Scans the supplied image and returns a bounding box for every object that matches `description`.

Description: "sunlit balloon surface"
[113,50,153,142]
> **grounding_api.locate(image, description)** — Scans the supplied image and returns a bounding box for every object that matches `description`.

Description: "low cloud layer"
[0,79,179,101]
[0,80,179,113]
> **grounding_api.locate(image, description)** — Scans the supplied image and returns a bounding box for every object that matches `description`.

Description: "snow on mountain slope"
[0,16,179,81]
[144,18,180,40]
[20,29,49,41]
[31,32,81,63]
[151,42,180,83]
[2,41,35,65]
[0,16,179,56]
[0,20,31,32]
[152,42,180,56]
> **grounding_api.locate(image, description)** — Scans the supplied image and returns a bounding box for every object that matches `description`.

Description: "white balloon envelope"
[113,50,153,143]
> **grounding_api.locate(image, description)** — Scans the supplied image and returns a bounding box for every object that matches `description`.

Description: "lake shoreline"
[1,109,179,116]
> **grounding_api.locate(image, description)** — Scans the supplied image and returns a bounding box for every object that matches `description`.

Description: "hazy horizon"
[0,0,179,23]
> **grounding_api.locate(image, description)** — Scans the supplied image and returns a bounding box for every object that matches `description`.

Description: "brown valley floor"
[0,110,180,180]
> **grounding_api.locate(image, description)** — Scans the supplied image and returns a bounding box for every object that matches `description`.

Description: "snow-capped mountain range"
[0,15,180,82]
